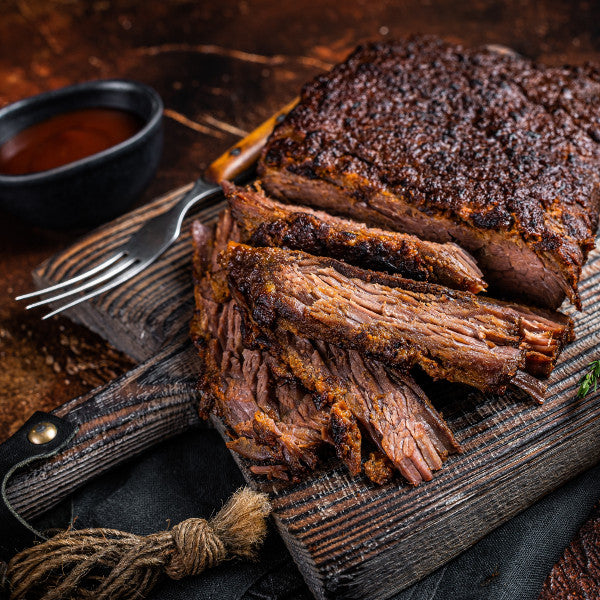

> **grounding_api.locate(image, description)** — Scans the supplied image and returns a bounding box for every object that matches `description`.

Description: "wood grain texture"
[30,190,600,599]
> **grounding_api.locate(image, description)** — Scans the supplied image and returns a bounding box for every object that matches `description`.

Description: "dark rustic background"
[1,1,599,598]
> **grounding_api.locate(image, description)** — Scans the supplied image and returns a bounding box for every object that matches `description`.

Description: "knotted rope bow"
[5,487,270,600]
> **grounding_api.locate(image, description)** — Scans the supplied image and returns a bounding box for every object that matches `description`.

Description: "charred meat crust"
[259,35,600,309]
[224,180,486,293]
[259,170,575,310]
[224,243,572,396]
[538,500,600,600]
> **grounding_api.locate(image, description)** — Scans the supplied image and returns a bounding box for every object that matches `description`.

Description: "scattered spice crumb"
[0,310,134,443]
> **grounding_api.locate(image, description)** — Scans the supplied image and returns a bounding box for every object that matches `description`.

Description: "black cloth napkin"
[38,428,600,600]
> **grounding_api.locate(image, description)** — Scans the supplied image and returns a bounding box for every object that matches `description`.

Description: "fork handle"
[139,97,301,241]
[203,97,299,184]
[166,96,300,229]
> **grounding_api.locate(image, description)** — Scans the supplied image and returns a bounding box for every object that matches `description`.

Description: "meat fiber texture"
[190,211,460,485]
[224,243,573,400]
[224,180,486,293]
[259,35,600,310]
[191,212,328,481]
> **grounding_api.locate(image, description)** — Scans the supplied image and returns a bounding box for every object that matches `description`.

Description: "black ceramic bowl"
[0,79,163,229]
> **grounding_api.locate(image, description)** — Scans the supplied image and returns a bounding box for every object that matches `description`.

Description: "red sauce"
[0,108,144,176]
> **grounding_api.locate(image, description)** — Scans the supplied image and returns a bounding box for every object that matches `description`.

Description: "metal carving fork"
[16,98,298,319]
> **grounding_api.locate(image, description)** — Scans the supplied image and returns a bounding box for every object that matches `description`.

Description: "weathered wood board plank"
[7,343,203,522]
[33,184,600,599]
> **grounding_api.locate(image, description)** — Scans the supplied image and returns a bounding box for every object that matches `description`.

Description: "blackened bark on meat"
[190,221,220,419]
[259,36,600,309]
[538,501,600,600]
[224,181,486,293]
[225,243,572,397]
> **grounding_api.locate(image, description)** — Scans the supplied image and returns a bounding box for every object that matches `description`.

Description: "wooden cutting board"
[22,183,600,599]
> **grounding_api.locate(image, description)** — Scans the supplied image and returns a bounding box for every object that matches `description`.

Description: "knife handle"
[3,343,202,522]
[204,97,299,184]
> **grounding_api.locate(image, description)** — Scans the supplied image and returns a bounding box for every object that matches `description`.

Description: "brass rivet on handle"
[27,422,58,445]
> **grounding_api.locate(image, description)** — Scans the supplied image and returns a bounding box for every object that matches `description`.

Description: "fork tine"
[25,256,136,309]
[15,252,125,301]
[41,259,152,320]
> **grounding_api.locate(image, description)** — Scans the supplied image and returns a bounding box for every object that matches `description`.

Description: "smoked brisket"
[224,243,573,398]
[259,35,600,309]
[192,212,460,483]
[224,181,486,293]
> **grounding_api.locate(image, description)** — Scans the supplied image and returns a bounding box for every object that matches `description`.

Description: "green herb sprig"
[577,359,600,398]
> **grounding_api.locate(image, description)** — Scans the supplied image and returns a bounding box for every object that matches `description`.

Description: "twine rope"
[5,487,270,600]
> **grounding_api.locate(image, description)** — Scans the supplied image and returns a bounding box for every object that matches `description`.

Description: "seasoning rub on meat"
[224,243,573,400]
[259,35,600,309]
[224,181,486,293]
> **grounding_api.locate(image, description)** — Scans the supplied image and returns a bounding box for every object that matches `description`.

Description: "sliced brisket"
[256,328,460,484]
[224,181,486,293]
[192,212,461,484]
[259,36,600,309]
[224,243,573,397]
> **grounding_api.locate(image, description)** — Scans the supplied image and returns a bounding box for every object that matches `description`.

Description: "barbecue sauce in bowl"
[0,108,143,175]
[0,79,163,228]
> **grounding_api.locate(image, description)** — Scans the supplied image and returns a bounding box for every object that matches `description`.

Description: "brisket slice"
[259,35,600,309]
[224,181,486,293]
[224,243,573,397]
[191,216,332,481]
[191,212,386,482]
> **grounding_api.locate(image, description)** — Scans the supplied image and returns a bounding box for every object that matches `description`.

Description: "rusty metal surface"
[0,0,598,438]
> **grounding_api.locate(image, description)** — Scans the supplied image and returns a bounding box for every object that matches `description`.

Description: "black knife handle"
[0,412,77,561]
